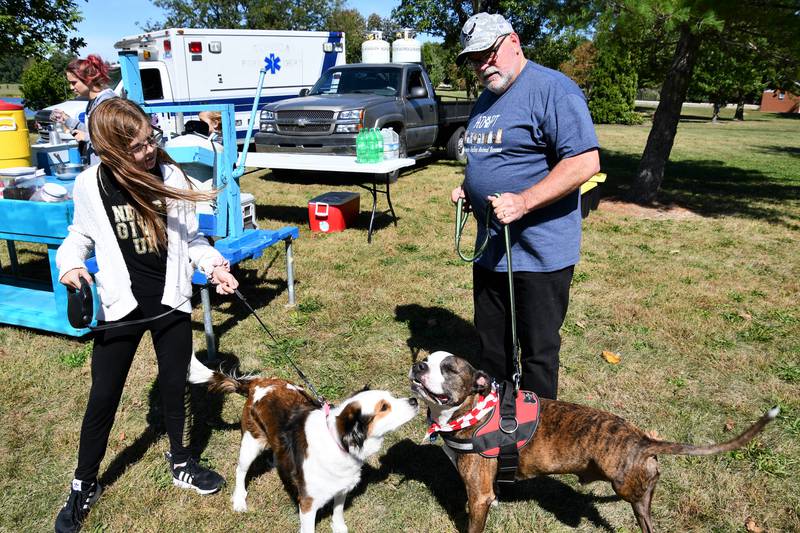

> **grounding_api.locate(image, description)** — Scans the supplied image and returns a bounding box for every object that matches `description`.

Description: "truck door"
[403,67,438,151]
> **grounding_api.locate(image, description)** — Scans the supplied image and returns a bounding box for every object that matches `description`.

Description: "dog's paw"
[331,524,348,533]
[231,493,248,513]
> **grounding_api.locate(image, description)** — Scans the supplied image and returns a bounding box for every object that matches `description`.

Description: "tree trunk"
[734,98,745,120]
[629,24,701,204]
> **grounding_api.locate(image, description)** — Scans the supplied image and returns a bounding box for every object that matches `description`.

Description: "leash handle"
[455,197,493,262]
[454,192,521,392]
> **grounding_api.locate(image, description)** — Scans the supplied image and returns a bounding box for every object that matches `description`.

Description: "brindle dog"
[409,351,778,533]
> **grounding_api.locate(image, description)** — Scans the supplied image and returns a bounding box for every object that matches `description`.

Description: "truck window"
[407,70,427,97]
[141,69,164,100]
[309,67,401,97]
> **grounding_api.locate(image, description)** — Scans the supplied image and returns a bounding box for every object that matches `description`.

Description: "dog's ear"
[337,402,373,452]
[471,370,491,396]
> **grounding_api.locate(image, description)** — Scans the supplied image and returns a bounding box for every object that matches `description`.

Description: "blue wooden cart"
[0,51,299,352]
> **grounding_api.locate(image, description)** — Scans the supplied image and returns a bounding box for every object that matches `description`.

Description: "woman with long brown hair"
[54,98,238,533]
[49,54,116,163]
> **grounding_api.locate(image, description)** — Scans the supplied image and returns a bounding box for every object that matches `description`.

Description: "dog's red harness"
[427,382,540,484]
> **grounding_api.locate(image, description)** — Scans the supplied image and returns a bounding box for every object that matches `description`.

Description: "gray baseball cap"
[456,13,514,66]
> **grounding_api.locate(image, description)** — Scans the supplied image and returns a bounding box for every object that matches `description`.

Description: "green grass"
[1,110,798,532]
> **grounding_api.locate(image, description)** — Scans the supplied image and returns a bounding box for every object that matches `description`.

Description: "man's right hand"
[60,268,93,290]
[451,185,471,212]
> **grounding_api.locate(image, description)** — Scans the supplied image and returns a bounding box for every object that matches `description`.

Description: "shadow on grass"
[97,351,241,489]
[190,261,295,343]
[348,439,617,532]
[394,304,479,365]
[599,150,800,228]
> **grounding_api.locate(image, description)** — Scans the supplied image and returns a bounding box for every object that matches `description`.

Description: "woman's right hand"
[60,268,93,290]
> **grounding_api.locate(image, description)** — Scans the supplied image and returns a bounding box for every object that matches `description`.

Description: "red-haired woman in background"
[50,54,117,164]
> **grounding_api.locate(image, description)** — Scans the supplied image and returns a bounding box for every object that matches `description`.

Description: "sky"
[71,0,410,61]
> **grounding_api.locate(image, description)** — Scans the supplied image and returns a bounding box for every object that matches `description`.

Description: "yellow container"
[0,103,32,169]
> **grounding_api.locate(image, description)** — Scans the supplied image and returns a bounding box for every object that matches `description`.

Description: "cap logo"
[462,21,476,42]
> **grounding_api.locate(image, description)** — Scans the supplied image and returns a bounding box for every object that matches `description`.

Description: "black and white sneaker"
[54,479,103,533]
[170,455,225,495]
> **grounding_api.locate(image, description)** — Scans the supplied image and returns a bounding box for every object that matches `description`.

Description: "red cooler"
[308,191,360,233]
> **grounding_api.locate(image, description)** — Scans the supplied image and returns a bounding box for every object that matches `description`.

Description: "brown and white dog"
[409,351,778,533]
[190,358,418,532]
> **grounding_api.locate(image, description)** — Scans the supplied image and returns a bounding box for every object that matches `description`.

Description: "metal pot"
[52,162,86,180]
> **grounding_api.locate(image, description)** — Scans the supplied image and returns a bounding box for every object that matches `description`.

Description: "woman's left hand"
[72,129,87,142]
[211,267,239,295]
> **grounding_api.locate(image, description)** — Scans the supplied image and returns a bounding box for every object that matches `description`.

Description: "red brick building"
[760,89,800,113]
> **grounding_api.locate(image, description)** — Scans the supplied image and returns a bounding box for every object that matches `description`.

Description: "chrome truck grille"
[276,110,335,135]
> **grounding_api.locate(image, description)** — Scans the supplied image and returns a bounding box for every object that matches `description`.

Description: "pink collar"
[425,389,498,440]
[324,402,347,453]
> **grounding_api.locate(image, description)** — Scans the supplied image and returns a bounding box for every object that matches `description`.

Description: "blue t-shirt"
[464,61,598,272]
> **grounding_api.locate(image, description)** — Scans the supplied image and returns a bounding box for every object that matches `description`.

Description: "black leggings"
[74,297,192,481]
[473,264,574,400]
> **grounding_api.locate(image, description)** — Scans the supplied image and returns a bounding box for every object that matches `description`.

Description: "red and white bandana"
[425,389,498,440]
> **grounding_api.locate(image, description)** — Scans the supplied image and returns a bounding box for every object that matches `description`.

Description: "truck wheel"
[446,126,466,162]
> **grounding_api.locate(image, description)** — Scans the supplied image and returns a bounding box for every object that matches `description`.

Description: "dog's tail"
[187,352,255,396]
[644,406,779,456]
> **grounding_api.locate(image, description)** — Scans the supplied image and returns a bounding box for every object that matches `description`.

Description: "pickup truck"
[254,62,474,164]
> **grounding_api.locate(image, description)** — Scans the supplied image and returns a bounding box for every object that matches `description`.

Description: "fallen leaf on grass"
[645,429,660,440]
[738,310,752,321]
[724,419,736,432]
[744,516,765,533]
[601,350,621,364]
[118,432,126,442]
[575,320,586,329]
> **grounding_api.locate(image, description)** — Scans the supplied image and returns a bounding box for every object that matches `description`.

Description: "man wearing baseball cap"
[450,12,600,400]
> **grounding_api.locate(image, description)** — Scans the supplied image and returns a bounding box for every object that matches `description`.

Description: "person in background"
[54,98,239,533]
[198,110,222,137]
[450,13,600,400]
[49,55,116,164]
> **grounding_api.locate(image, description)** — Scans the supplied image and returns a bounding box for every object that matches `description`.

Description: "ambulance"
[35,28,346,142]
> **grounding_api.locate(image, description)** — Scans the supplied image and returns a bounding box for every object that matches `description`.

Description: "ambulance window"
[141,69,164,100]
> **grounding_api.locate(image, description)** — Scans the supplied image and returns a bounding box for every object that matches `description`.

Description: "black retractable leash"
[67,278,327,406]
[67,277,195,332]
[231,288,326,407]
[455,194,522,486]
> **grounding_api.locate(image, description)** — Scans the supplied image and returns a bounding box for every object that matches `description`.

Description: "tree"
[0,54,28,84]
[608,0,800,204]
[145,0,338,30]
[20,58,71,110]
[587,42,640,125]
[326,7,365,63]
[1,0,85,58]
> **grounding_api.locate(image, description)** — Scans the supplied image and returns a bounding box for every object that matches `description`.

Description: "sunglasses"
[130,127,164,155]
[465,35,508,68]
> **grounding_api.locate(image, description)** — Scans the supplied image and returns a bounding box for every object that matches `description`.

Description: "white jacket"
[56,162,228,321]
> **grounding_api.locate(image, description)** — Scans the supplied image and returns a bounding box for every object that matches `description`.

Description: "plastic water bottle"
[356,129,365,163]
[368,128,378,163]
[374,128,383,162]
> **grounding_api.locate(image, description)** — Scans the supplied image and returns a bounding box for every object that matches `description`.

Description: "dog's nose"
[412,361,428,374]
[408,397,418,407]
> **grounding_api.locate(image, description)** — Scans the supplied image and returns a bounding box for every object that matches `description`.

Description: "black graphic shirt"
[98,164,167,299]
